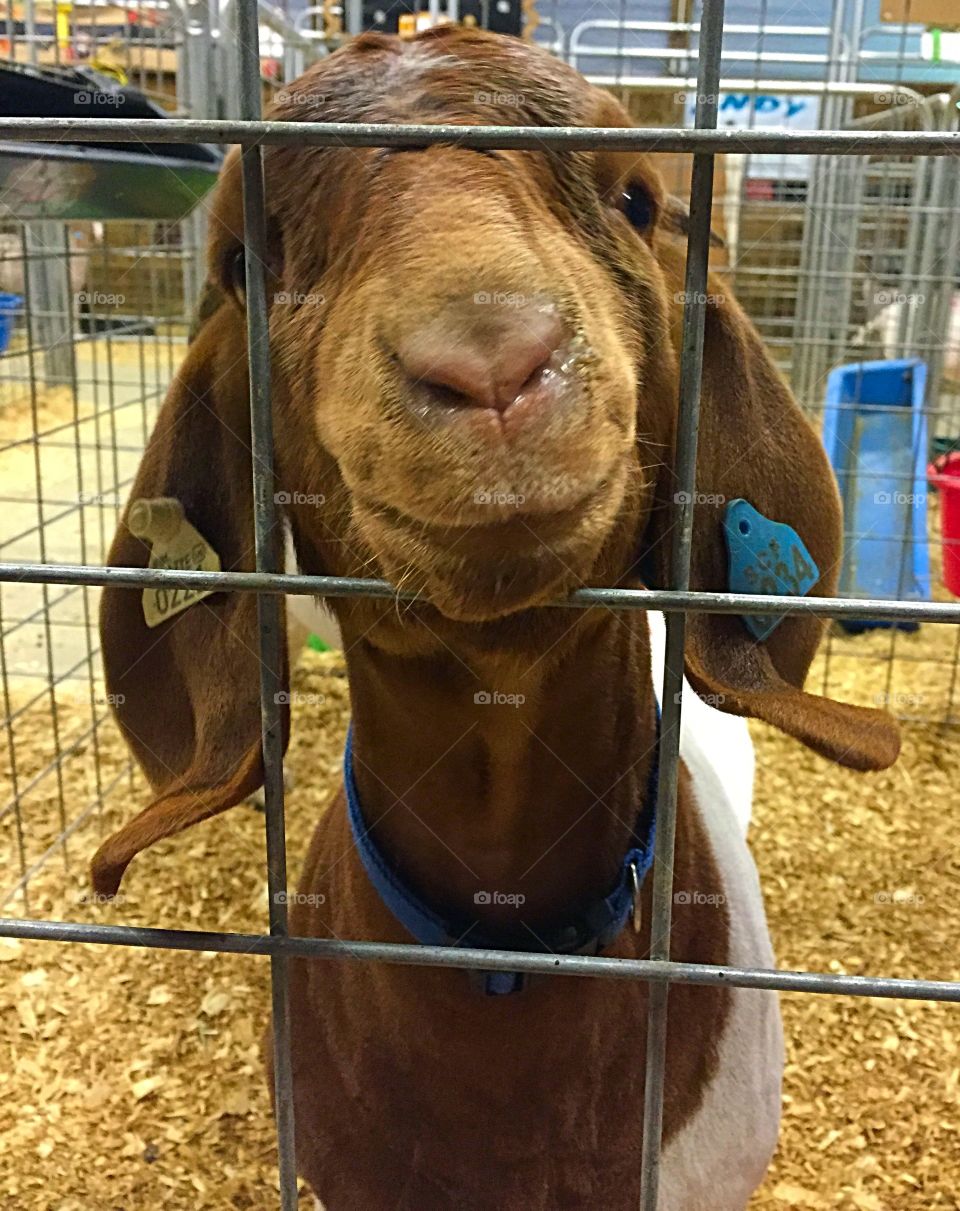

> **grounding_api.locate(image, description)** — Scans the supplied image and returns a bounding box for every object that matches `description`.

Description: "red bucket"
[928,452,960,597]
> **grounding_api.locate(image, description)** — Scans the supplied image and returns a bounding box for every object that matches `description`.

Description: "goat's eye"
[228,247,247,304]
[620,185,654,232]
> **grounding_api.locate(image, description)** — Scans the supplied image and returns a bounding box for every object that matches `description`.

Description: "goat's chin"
[353,481,625,622]
[423,559,585,623]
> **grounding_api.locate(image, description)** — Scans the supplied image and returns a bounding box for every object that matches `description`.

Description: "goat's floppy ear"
[661,195,725,248]
[644,244,900,772]
[92,307,290,896]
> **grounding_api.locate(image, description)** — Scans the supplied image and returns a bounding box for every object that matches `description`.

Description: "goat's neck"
[341,610,658,927]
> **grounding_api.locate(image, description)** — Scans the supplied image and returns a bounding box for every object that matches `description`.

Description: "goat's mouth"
[352,473,626,621]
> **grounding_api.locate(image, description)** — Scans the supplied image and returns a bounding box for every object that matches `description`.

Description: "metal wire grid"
[0,0,189,916]
[535,0,960,740]
[527,0,960,729]
[795,90,960,725]
[0,221,180,910]
[0,0,324,910]
[1,6,958,862]
[0,4,959,1209]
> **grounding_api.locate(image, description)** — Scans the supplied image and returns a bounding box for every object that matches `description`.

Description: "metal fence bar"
[234,0,300,1204]
[639,1,725,1204]
[582,79,920,98]
[1,914,959,1003]
[2,7,960,1203]
[4,562,960,625]
[0,119,958,156]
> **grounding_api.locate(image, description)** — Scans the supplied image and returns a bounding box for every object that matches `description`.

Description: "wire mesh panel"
[0,0,195,911]
[0,0,959,1207]
[0,217,180,909]
[0,0,324,910]
[793,90,960,724]
[539,0,960,728]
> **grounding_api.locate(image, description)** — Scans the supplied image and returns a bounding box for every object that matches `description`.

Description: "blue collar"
[344,715,660,996]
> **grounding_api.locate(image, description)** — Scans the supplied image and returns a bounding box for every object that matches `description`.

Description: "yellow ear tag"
[128,497,222,629]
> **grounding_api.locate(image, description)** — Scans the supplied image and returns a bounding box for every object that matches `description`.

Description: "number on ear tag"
[722,499,819,642]
[128,497,222,629]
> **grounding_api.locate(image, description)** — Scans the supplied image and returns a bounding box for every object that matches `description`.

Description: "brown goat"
[92,27,900,1210]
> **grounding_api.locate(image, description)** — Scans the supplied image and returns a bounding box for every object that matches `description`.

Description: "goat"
[91,27,901,1210]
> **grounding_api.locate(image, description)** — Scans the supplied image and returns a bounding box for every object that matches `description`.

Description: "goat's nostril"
[396,307,565,415]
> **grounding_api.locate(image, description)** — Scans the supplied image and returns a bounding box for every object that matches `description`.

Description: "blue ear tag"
[722,499,819,641]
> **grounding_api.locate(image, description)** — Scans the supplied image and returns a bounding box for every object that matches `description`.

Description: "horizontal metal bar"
[2,561,960,625]
[585,78,922,101]
[580,48,834,66]
[0,916,958,1002]
[574,18,835,34]
[1,119,958,156]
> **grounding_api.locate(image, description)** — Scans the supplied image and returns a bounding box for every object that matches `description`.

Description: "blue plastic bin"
[0,293,24,353]
[822,358,930,633]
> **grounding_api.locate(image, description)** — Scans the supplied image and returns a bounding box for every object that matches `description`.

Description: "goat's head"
[212,28,679,622]
[92,28,900,896]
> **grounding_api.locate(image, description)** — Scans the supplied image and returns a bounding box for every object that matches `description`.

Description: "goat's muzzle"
[394,297,569,423]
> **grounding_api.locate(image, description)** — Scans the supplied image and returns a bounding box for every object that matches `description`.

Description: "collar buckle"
[628,858,643,934]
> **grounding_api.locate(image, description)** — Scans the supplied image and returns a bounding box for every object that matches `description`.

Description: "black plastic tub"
[0,61,223,220]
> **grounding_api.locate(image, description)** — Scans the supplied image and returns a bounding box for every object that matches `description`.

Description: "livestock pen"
[1,0,959,1207]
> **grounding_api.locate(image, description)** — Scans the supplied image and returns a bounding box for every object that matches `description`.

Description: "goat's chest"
[276,777,782,1210]
[288,953,727,1209]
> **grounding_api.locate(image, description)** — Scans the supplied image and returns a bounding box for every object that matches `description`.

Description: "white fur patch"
[647,613,783,1209]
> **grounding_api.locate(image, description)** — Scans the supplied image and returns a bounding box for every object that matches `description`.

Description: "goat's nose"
[396,306,565,414]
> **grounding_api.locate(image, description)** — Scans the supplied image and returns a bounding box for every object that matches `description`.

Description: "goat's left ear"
[90,305,291,898]
[644,246,900,771]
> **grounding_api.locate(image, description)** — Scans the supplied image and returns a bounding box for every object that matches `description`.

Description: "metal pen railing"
[1,1,960,1206]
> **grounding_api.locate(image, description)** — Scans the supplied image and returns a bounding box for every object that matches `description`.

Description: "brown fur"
[280,766,728,1209]
[91,28,900,1207]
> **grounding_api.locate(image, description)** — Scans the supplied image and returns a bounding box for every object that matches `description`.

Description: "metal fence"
[1,0,958,916]
[0,0,325,911]
[1,0,960,1206]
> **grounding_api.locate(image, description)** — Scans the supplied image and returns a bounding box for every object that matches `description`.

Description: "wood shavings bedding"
[0,633,957,1209]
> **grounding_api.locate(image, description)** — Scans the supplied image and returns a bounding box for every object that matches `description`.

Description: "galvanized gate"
[0,0,959,1206]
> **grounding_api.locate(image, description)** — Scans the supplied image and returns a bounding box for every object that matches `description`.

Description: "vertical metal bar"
[25,0,38,65]
[791,0,851,410]
[25,221,75,387]
[179,0,214,314]
[344,0,363,37]
[0,590,31,912]
[235,1,300,1208]
[62,220,108,836]
[221,0,243,120]
[19,226,70,868]
[638,0,725,1206]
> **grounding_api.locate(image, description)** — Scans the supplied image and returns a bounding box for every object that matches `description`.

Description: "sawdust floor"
[1,628,959,1210]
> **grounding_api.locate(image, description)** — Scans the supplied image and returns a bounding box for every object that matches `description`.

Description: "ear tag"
[722,499,819,641]
[128,497,222,629]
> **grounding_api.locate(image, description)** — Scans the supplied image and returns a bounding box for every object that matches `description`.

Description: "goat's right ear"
[92,307,290,897]
[661,195,725,248]
[642,241,900,773]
